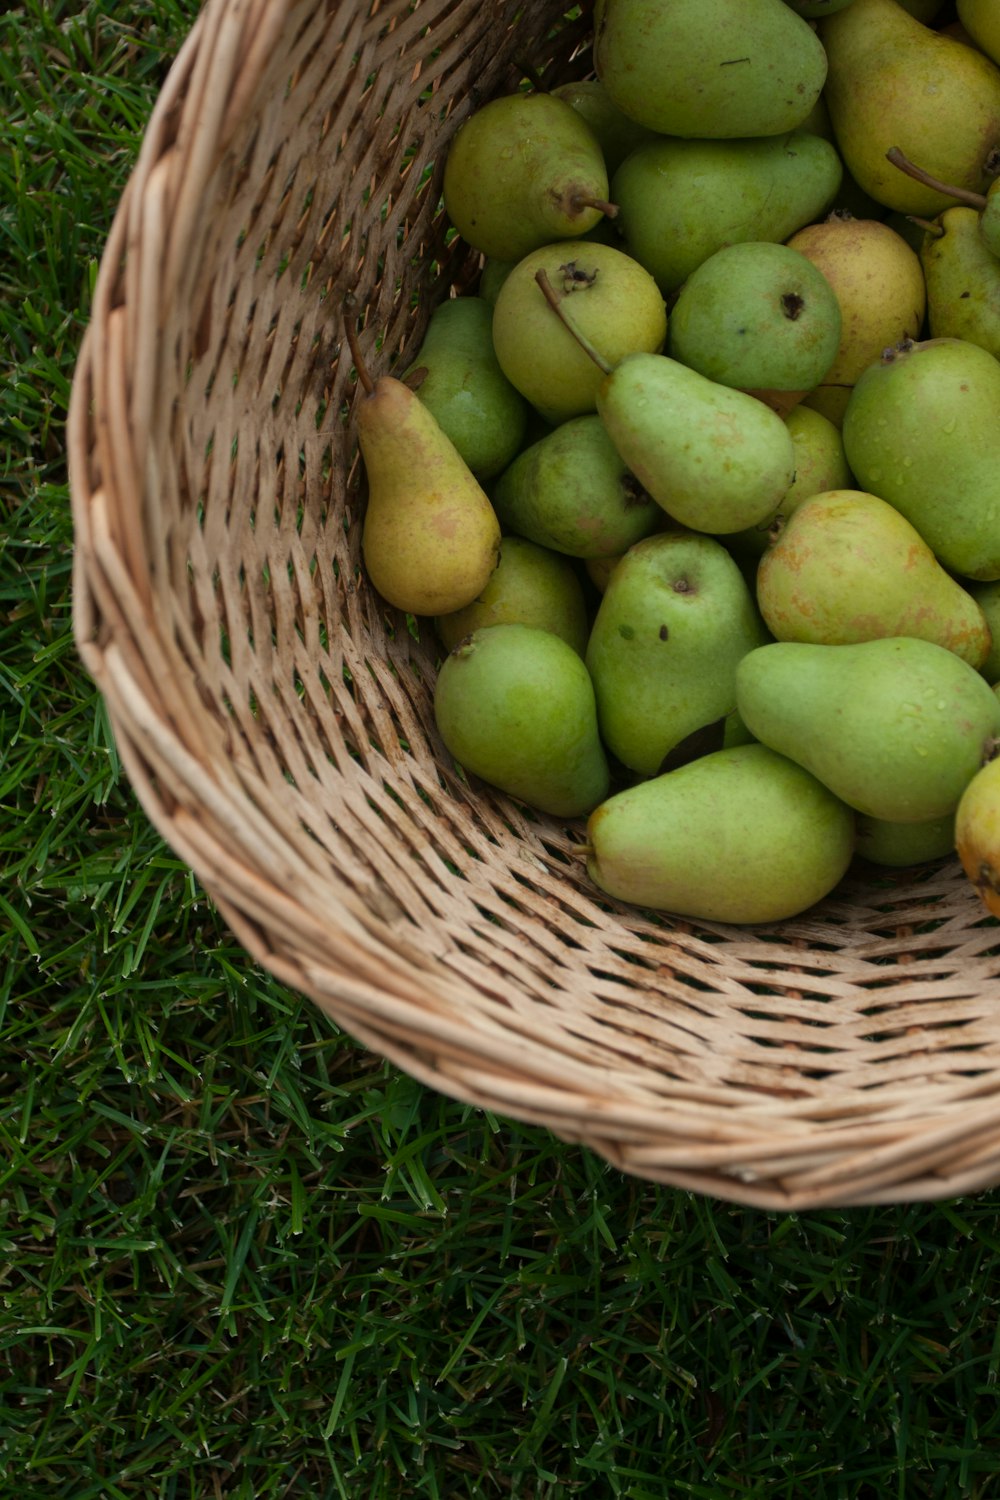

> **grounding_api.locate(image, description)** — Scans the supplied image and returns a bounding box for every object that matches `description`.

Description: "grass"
[5,0,1000,1495]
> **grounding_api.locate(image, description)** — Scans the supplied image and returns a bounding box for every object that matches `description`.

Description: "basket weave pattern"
[69,0,1000,1208]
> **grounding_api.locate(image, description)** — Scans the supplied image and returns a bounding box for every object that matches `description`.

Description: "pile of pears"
[348,0,1000,928]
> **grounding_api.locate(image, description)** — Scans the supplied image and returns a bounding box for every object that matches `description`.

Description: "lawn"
[5,1,1000,1495]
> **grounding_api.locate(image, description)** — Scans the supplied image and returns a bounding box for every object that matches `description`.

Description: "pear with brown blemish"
[348,320,501,617]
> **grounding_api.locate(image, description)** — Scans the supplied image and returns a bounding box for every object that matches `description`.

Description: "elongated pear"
[842,337,1000,581]
[736,638,1000,821]
[434,624,609,818]
[585,743,855,924]
[920,208,1000,357]
[756,488,992,667]
[612,132,842,294]
[349,326,501,617]
[594,0,828,139]
[820,0,1000,215]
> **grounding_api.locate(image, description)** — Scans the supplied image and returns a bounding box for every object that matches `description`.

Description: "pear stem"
[534,269,614,375]
[885,145,987,211]
[343,310,375,395]
[574,195,620,219]
[906,214,945,238]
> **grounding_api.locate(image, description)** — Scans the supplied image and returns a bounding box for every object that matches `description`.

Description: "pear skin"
[356,374,501,617]
[435,535,589,657]
[585,530,770,775]
[956,752,1000,916]
[593,0,828,139]
[585,743,855,924]
[957,0,1000,67]
[842,337,1000,581]
[726,404,853,558]
[736,637,1000,822]
[820,0,1000,216]
[788,213,926,427]
[434,623,609,818]
[756,488,993,667]
[855,810,956,868]
[921,206,1000,359]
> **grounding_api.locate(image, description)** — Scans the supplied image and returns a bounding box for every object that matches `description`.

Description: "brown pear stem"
[534,268,614,374]
[906,214,945,238]
[574,195,620,219]
[343,309,374,395]
[885,145,988,211]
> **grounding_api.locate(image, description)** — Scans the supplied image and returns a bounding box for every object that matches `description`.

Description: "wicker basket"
[68,0,1000,1210]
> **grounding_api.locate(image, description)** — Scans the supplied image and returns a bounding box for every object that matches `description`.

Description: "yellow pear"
[348,324,500,617]
[956,752,1000,918]
[788,212,926,426]
[821,0,1000,216]
[957,0,1000,67]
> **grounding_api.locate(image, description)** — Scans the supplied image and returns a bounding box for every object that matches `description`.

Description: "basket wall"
[69,0,1000,1209]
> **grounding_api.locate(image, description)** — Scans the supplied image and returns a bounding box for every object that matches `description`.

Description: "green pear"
[666,241,842,410]
[736,637,1000,821]
[442,91,614,263]
[435,535,590,657]
[842,336,1000,580]
[434,623,609,818]
[585,531,770,775]
[788,212,927,427]
[491,241,667,425]
[966,582,1000,681]
[820,0,1000,216]
[551,78,657,175]
[585,743,855,923]
[957,0,1000,67]
[595,353,798,534]
[726,405,853,558]
[854,810,956,867]
[349,330,500,617]
[919,207,1000,358]
[403,297,527,479]
[490,414,661,559]
[611,131,842,295]
[755,488,992,667]
[593,0,827,139]
[479,258,516,309]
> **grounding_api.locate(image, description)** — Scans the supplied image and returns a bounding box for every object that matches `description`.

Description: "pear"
[551,79,657,176]
[584,743,855,924]
[885,144,1000,258]
[442,91,615,263]
[593,0,827,139]
[820,0,1000,216]
[842,336,1000,581]
[919,207,1000,358]
[479,259,516,309]
[490,414,661,559]
[957,0,1000,67]
[491,241,667,425]
[855,810,956,867]
[666,240,842,412]
[787,212,927,427]
[726,405,853,559]
[402,297,527,479]
[585,530,770,775]
[736,637,1000,821]
[433,623,609,818]
[956,752,1000,916]
[968,582,1000,681]
[755,488,992,668]
[611,131,842,294]
[435,535,590,658]
[347,324,500,617]
[533,271,798,536]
